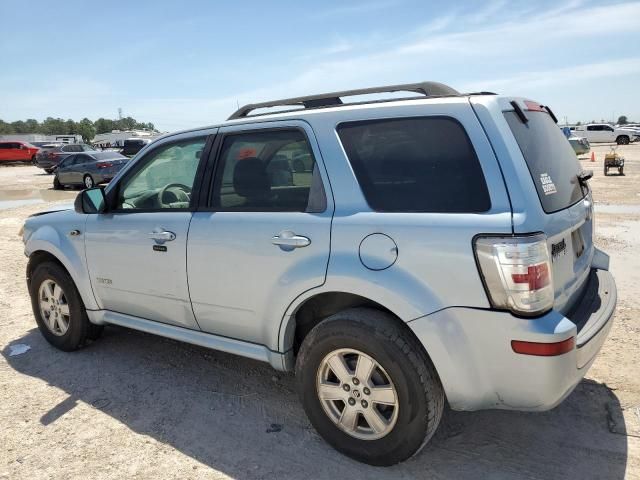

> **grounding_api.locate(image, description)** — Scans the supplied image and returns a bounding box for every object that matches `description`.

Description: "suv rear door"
[187,120,333,347]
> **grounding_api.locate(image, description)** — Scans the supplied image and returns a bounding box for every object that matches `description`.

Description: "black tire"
[29,261,102,351]
[616,135,630,145]
[44,168,54,174]
[619,166,624,175]
[53,175,62,190]
[604,166,608,176]
[83,174,94,189]
[296,308,444,466]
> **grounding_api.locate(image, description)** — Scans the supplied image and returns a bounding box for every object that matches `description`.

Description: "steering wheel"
[158,183,192,208]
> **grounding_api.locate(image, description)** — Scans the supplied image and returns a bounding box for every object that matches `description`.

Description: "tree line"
[0,117,157,142]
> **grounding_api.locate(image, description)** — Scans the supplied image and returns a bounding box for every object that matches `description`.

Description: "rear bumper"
[409,268,616,412]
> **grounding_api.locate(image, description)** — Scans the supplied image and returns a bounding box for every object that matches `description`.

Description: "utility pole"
[118,107,123,120]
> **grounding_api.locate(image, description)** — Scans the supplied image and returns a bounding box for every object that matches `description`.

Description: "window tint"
[504,111,585,213]
[59,155,75,167]
[116,137,205,210]
[337,117,491,213]
[210,129,325,212]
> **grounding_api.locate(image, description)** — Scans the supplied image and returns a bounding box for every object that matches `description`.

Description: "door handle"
[149,230,176,243]
[272,230,311,250]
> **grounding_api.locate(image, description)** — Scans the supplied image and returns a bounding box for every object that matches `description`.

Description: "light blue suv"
[22,82,616,466]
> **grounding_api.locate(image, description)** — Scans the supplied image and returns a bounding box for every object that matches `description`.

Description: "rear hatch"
[504,101,594,314]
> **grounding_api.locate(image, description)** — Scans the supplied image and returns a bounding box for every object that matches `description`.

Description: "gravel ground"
[1,144,639,479]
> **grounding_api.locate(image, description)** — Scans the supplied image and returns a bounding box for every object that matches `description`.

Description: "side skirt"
[87,310,287,370]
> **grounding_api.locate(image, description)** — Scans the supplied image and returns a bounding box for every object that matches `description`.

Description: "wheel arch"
[26,233,98,311]
[279,291,435,374]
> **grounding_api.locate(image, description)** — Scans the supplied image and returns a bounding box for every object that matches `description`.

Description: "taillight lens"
[475,234,554,316]
[96,162,113,169]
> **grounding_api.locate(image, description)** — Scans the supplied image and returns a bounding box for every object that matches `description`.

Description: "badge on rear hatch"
[540,173,557,195]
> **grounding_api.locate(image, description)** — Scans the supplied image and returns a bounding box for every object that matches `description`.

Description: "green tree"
[94,118,115,134]
[11,120,27,133]
[41,117,67,135]
[77,118,96,143]
[617,115,628,125]
[0,120,15,134]
[24,119,39,132]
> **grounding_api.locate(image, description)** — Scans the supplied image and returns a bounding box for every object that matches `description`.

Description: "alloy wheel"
[38,279,70,336]
[316,348,399,440]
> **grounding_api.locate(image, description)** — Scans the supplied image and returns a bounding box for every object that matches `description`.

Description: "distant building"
[0,133,82,144]
[92,129,162,148]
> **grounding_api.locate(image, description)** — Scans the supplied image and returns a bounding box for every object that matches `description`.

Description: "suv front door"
[187,121,333,348]
[84,131,215,329]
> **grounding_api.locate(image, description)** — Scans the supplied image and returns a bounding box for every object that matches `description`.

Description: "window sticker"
[540,173,557,195]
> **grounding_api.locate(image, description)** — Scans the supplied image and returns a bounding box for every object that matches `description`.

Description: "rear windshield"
[337,117,491,213]
[504,110,585,213]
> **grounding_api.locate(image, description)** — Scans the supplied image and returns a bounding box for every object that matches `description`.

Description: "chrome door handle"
[272,231,311,249]
[149,230,176,242]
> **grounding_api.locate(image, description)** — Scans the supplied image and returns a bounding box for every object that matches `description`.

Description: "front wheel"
[53,175,62,190]
[83,174,94,189]
[29,261,102,351]
[296,308,444,466]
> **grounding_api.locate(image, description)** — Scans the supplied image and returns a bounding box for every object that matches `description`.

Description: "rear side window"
[504,111,585,213]
[210,129,326,212]
[336,117,491,212]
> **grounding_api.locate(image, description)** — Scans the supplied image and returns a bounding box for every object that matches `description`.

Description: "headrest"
[233,157,270,199]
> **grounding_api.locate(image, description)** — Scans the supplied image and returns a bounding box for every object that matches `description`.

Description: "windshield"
[505,110,586,213]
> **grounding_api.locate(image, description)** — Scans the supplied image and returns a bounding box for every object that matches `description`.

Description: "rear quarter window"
[336,117,491,213]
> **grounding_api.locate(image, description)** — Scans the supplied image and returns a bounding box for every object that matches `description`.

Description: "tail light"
[96,162,113,169]
[474,234,554,316]
[48,152,60,159]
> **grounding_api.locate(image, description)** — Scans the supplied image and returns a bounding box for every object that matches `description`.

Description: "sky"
[1,0,639,131]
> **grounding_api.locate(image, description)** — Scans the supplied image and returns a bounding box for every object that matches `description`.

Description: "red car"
[0,141,40,162]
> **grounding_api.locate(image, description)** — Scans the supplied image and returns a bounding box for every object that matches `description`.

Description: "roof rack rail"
[228,81,460,120]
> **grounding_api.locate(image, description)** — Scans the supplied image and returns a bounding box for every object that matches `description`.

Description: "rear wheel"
[296,308,444,466]
[616,135,630,145]
[29,261,102,351]
[83,174,94,189]
[53,175,62,190]
[619,166,624,175]
[604,166,608,176]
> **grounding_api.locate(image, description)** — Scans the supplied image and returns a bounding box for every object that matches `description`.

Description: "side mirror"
[74,187,106,214]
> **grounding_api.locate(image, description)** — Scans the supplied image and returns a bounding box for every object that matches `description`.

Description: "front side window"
[116,137,206,210]
[210,129,325,212]
[337,117,491,213]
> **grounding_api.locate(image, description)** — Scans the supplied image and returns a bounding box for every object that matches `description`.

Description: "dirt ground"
[1,144,639,479]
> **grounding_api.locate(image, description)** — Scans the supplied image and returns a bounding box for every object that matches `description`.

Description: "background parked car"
[34,143,97,173]
[0,141,40,162]
[617,125,640,141]
[568,136,590,155]
[53,151,129,189]
[571,123,636,144]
